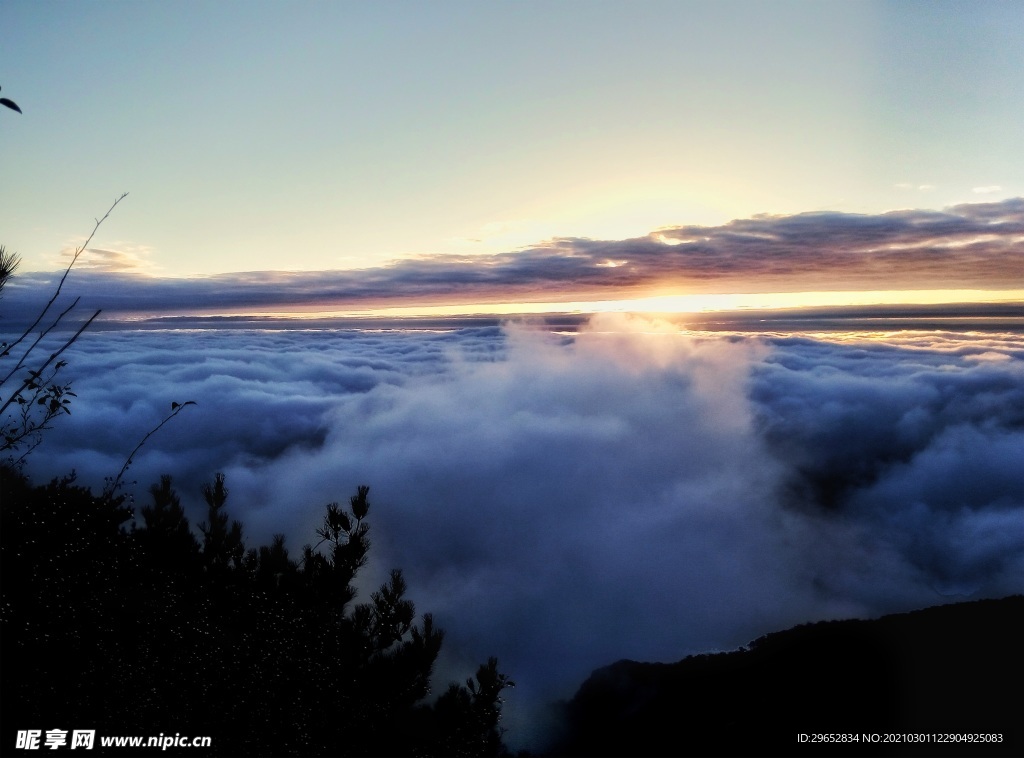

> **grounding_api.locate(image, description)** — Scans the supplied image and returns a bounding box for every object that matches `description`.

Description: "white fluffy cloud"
[7,317,1024,749]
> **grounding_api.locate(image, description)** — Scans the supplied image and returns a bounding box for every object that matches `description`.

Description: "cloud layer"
[7,318,1024,749]
[4,198,1023,322]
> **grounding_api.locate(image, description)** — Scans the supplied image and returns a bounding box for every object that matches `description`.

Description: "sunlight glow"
[249,289,1024,320]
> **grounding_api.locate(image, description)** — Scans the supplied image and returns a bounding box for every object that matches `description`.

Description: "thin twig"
[1,192,127,360]
[1,296,81,387]
[104,400,196,499]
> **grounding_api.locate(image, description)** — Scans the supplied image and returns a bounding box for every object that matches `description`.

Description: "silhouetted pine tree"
[0,467,137,733]
[0,467,512,756]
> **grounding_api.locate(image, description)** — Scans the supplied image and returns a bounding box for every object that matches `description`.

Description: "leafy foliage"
[0,467,512,756]
[0,361,77,457]
[0,84,20,113]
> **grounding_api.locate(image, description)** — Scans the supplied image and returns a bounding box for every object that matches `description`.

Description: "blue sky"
[2,0,1023,310]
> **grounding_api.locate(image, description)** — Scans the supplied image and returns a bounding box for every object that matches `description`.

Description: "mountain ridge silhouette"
[550,595,1024,756]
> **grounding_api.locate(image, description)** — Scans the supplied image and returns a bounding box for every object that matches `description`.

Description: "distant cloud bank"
[3,198,1023,321]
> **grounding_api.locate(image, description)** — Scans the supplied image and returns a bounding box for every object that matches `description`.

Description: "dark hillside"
[551,596,1023,756]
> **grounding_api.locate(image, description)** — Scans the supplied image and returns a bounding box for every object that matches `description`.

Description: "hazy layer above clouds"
[8,316,1024,748]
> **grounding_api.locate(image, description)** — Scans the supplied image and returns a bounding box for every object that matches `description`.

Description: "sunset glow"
[256,288,1024,321]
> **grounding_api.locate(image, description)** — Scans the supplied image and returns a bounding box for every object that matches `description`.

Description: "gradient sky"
[2,0,1023,313]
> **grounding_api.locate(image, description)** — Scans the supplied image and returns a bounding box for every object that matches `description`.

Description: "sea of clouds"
[7,315,1024,748]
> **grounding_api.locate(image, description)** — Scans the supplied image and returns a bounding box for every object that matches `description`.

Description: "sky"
[3,2,1024,751]
[2,0,1023,317]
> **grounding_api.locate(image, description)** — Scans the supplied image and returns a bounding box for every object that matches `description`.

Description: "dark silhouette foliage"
[0,245,19,292]
[0,467,512,756]
[0,84,20,113]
